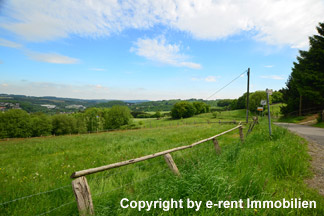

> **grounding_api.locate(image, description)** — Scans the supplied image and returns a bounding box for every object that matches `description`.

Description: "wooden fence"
[70,123,244,215]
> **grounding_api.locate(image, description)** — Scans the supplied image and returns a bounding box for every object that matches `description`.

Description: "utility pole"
[266,88,272,136]
[246,68,250,123]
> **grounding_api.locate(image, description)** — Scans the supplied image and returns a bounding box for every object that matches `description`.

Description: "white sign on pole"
[260,100,266,106]
[266,89,273,95]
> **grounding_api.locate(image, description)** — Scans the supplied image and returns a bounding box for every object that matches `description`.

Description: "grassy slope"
[1,113,323,215]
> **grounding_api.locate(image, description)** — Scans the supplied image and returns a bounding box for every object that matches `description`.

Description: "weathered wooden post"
[164,153,180,176]
[239,125,244,142]
[212,138,221,154]
[71,176,94,216]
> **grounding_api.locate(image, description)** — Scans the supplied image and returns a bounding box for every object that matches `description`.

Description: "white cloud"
[1,83,9,87]
[26,51,79,64]
[130,36,201,69]
[260,75,285,80]
[264,65,274,68]
[0,38,22,48]
[1,0,323,48]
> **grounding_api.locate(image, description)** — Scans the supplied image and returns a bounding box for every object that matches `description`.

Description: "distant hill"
[0,94,219,113]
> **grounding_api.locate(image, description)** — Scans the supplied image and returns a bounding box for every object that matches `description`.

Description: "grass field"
[1,112,324,215]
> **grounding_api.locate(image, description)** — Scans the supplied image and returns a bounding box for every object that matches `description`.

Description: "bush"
[0,109,32,138]
[106,106,132,129]
[31,113,52,137]
[171,101,196,119]
[52,114,76,135]
[193,102,210,114]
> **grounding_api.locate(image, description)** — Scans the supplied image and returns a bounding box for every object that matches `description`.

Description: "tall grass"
[1,118,323,215]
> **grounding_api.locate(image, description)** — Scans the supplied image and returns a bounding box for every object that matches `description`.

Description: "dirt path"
[274,122,324,196]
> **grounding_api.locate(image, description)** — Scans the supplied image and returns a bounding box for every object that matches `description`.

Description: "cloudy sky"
[0,0,323,100]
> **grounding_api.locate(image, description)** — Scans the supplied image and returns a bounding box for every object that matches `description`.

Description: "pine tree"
[282,22,324,115]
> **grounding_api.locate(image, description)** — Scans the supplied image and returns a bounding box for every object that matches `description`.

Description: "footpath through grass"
[1,117,323,215]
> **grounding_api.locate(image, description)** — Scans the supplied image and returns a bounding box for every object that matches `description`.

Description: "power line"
[205,69,248,100]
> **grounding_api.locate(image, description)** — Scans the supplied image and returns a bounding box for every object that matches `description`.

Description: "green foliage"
[51,115,76,135]
[152,111,162,119]
[236,92,247,109]
[193,101,210,114]
[171,101,196,119]
[271,91,283,103]
[94,100,127,108]
[217,99,233,108]
[282,22,324,115]
[30,113,52,137]
[105,106,132,129]
[0,109,32,138]
[84,107,103,132]
[249,91,268,112]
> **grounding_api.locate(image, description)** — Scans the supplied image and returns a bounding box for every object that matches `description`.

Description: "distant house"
[65,105,86,109]
[0,102,20,110]
[41,104,56,109]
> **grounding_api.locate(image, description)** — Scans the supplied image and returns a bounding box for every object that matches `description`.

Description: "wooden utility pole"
[266,89,272,136]
[246,68,250,123]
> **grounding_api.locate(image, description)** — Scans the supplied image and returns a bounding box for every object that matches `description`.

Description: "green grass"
[313,121,324,128]
[1,112,323,215]
[134,109,247,128]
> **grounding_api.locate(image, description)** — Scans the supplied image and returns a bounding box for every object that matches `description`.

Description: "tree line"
[216,91,283,111]
[0,106,133,139]
[281,22,324,115]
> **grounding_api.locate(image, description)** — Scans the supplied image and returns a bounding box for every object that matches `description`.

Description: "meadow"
[1,111,324,215]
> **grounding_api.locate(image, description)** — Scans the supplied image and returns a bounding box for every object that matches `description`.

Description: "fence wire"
[0,184,71,206]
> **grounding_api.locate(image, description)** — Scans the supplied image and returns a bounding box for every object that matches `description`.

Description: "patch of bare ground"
[299,114,319,125]
[305,139,324,196]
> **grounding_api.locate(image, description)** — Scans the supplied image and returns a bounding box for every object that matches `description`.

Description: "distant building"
[0,102,20,110]
[41,104,56,109]
[65,105,86,109]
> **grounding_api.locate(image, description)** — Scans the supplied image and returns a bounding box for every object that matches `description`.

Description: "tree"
[84,108,102,132]
[249,91,268,112]
[31,113,52,137]
[236,93,247,109]
[271,91,283,103]
[193,101,209,114]
[73,112,87,134]
[52,114,76,135]
[105,106,132,129]
[152,111,162,119]
[282,22,324,115]
[171,101,196,119]
[0,109,32,138]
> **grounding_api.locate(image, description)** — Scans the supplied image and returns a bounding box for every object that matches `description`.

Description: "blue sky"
[0,0,323,100]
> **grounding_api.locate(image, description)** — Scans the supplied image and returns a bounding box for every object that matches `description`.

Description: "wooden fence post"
[212,138,221,154]
[72,176,94,216]
[239,126,244,142]
[164,153,180,176]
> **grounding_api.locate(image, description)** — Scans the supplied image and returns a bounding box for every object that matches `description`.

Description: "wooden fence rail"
[70,123,243,215]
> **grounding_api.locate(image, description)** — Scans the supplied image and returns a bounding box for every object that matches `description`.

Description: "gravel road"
[274,122,324,146]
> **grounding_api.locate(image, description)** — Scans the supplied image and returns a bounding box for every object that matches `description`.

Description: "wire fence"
[0,185,71,206]
[1,156,169,215]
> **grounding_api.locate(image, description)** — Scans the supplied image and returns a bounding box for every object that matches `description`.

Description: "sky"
[0,0,323,101]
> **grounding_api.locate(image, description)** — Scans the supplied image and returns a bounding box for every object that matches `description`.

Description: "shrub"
[106,106,132,129]
[171,101,196,119]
